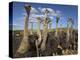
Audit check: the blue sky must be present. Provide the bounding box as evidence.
[9,2,78,30]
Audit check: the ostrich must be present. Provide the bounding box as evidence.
[15,5,31,57]
[62,17,74,55]
[55,15,60,37]
[67,17,73,47]
[36,17,42,45]
[36,17,42,56]
[40,9,49,52]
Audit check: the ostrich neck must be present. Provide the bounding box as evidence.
[41,19,48,50]
[24,16,29,37]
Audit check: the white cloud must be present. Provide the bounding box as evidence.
[13,23,24,27]
[49,16,54,20]
[30,14,44,18]
[30,7,39,14]
[39,8,55,15]
[12,23,24,30]
[38,7,62,16]
[29,14,44,22]
[56,10,62,16]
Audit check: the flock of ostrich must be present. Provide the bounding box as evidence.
[12,5,78,58]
